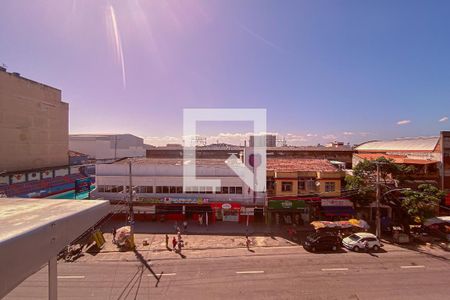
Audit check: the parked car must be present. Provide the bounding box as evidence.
[342,232,382,252]
[303,232,342,252]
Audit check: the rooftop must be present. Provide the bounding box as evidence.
[356,136,440,152]
[354,153,439,165]
[267,158,338,172]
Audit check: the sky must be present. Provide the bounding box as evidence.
[1,0,449,146]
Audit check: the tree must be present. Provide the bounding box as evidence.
[400,184,445,223]
[345,157,415,207]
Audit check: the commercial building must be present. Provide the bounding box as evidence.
[93,158,264,224]
[355,133,450,207]
[147,145,354,168]
[266,158,350,225]
[249,134,277,147]
[69,134,146,161]
[0,67,69,172]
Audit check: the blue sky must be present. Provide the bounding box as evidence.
[1,0,449,146]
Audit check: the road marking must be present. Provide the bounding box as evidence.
[57,275,85,279]
[321,268,349,271]
[236,271,265,274]
[400,265,425,269]
[149,273,176,276]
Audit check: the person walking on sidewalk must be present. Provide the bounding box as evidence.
[172,236,177,251]
[246,234,251,250]
[165,234,169,248]
[183,220,188,232]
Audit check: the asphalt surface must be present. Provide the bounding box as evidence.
[5,244,450,300]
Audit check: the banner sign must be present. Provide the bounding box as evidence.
[141,197,209,205]
[75,178,91,194]
[321,199,353,207]
[268,200,305,210]
[240,207,255,216]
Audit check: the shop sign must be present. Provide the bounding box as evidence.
[268,200,305,210]
[135,205,156,214]
[240,207,255,216]
[141,197,209,205]
[222,203,232,209]
[321,199,353,207]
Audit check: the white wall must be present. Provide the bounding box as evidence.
[93,162,259,204]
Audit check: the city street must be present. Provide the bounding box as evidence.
[5,241,450,300]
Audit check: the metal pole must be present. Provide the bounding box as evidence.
[376,163,381,238]
[48,256,57,300]
[128,160,135,247]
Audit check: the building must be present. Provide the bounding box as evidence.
[93,158,264,224]
[249,134,277,147]
[69,134,146,161]
[355,134,450,192]
[147,145,354,168]
[266,158,349,225]
[0,67,69,172]
[68,150,89,166]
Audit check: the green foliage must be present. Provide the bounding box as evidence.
[346,157,416,207]
[401,184,445,223]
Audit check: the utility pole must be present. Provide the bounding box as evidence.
[375,163,381,238]
[128,159,135,247]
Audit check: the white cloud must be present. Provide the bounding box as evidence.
[306,133,317,137]
[397,120,411,125]
[439,116,448,122]
[343,131,354,136]
[322,134,337,141]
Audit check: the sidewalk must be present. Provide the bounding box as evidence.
[100,219,314,236]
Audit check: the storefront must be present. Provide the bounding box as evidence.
[267,197,321,225]
[210,202,241,222]
[268,198,306,225]
[320,198,356,220]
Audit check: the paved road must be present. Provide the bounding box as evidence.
[5,244,450,300]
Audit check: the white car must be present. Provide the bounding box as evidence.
[342,232,382,252]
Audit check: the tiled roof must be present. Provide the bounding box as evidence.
[68,150,88,157]
[267,158,338,172]
[356,137,439,152]
[113,158,229,167]
[354,153,438,165]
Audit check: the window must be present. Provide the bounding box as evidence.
[281,181,293,192]
[325,182,336,192]
[156,186,163,193]
[170,186,176,193]
[98,185,123,193]
[235,186,243,194]
[298,181,305,190]
[138,186,153,193]
[229,186,236,194]
[176,186,183,193]
[222,186,229,194]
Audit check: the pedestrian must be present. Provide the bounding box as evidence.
[246,235,251,250]
[177,230,182,240]
[183,220,188,231]
[364,240,370,253]
[199,214,203,225]
[173,221,178,233]
[112,227,117,244]
[178,239,183,253]
[172,236,177,251]
[165,234,169,248]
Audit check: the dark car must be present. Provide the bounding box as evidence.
[303,232,342,252]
